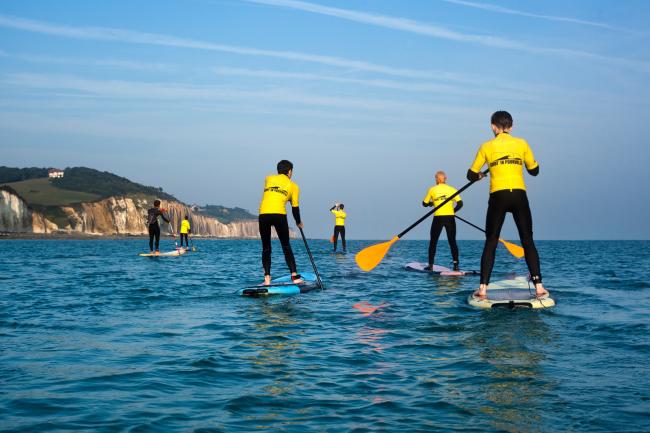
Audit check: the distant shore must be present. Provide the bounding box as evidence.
[0,232,261,240]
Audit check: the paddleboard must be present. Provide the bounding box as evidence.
[467,276,555,309]
[405,262,478,276]
[139,248,188,257]
[237,272,321,296]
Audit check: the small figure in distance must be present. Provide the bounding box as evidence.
[330,202,347,253]
[258,160,304,286]
[146,199,170,255]
[467,110,549,298]
[179,215,191,250]
[422,171,463,271]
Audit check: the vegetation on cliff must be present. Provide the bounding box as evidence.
[197,205,256,223]
[0,166,49,183]
[52,167,177,201]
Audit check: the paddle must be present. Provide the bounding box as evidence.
[299,227,324,289]
[355,162,500,272]
[189,235,197,252]
[454,215,524,259]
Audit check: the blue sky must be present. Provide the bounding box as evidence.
[1,0,649,239]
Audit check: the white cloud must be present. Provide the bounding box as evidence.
[0,14,465,81]
[440,0,636,34]
[246,0,650,72]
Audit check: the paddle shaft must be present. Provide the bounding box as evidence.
[397,166,491,238]
[299,227,324,289]
[454,215,486,233]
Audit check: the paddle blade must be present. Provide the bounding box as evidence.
[499,238,525,259]
[355,236,399,271]
[330,235,335,243]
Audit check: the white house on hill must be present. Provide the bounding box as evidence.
[48,168,64,178]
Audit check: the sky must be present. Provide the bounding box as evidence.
[1,0,649,240]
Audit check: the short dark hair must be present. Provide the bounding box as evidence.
[184,215,189,219]
[154,199,161,207]
[491,111,513,129]
[339,204,344,209]
[277,160,293,175]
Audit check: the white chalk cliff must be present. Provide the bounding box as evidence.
[0,190,260,237]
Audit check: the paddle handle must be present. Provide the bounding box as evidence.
[397,166,491,238]
[454,215,486,233]
[299,227,324,289]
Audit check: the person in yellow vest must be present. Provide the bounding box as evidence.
[467,110,548,298]
[258,160,304,286]
[330,203,347,253]
[422,171,463,271]
[179,215,191,249]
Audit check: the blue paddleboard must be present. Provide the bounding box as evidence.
[237,272,320,296]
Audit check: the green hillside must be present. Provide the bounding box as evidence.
[52,167,177,201]
[198,205,256,223]
[0,166,49,183]
[3,178,101,206]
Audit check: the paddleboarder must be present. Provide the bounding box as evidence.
[146,200,171,255]
[422,171,463,271]
[258,160,304,286]
[467,111,549,298]
[179,215,191,249]
[330,203,347,253]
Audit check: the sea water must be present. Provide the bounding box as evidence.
[1,239,649,432]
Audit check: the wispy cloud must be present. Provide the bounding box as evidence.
[0,14,465,81]
[440,0,635,33]
[246,0,650,72]
[3,51,174,72]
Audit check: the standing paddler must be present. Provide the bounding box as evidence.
[422,171,463,271]
[467,111,549,298]
[329,203,347,253]
[258,160,304,286]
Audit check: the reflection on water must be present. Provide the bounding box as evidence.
[464,311,557,432]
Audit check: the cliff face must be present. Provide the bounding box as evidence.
[0,192,260,237]
[0,189,32,232]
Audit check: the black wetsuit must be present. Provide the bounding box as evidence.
[478,189,541,285]
[428,216,458,267]
[333,226,346,251]
[423,200,462,268]
[146,207,169,251]
[180,233,189,247]
[258,207,301,276]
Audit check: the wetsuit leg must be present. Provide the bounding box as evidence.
[148,225,155,251]
[333,226,339,251]
[183,234,188,247]
[443,216,459,264]
[511,191,542,283]
[258,214,273,275]
[272,215,297,274]
[340,226,346,251]
[153,225,161,250]
[480,192,508,284]
[428,217,444,265]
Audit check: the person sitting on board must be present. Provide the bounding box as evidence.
[467,110,549,298]
[258,160,304,286]
[146,200,171,255]
[179,215,191,249]
[422,171,463,271]
[330,203,347,253]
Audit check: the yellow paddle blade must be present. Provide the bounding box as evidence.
[355,236,400,271]
[499,238,525,259]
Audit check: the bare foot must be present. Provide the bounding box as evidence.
[262,275,271,286]
[291,273,304,284]
[473,284,488,298]
[535,283,549,298]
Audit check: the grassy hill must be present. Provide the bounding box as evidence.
[2,178,101,206]
[197,205,256,223]
[52,167,177,201]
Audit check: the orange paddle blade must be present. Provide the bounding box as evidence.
[355,236,399,271]
[499,238,525,258]
[330,235,335,243]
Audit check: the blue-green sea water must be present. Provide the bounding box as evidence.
[1,239,649,432]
